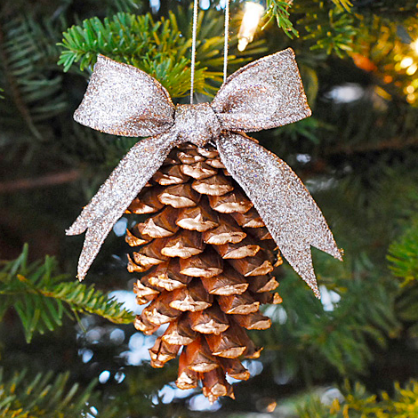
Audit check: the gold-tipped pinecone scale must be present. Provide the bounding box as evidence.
[126,143,282,402]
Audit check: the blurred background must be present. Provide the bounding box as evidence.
[1,0,418,416]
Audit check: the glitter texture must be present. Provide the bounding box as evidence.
[216,133,342,297]
[74,55,175,137]
[211,48,311,132]
[175,103,221,147]
[66,132,180,280]
[68,48,341,295]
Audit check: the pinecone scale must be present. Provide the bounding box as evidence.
[126,143,282,402]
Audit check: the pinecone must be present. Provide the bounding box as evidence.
[125,143,283,402]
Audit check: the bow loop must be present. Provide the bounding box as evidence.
[211,49,311,132]
[74,55,175,137]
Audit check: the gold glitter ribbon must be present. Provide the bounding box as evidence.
[67,48,342,297]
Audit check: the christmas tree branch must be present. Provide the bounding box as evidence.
[0,20,42,140]
[0,245,135,343]
[269,269,399,375]
[297,379,418,417]
[0,169,81,193]
[0,17,67,140]
[58,12,218,98]
[325,136,418,156]
[0,368,118,418]
[58,9,266,98]
[388,217,418,283]
[332,0,353,12]
[263,0,298,37]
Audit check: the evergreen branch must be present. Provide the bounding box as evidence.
[387,217,418,283]
[0,17,67,140]
[261,266,399,376]
[263,0,298,38]
[332,0,353,12]
[58,12,218,98]
[0,169,81,193]
[60,123,140,170]
[305,9,357,57]
[112,0,140,12]
[274,117,329,145]
[298,380,418,417]
[305,87,418,159]
[58,9,266,99]
[0,245,135,342]
[326,136,418,156]
[0,368,113,418]
[294,1,359,58]
[387,215,418,337]
[395,285,418,338]
[0,20,42,140]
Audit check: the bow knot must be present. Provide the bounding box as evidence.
[68,48,342,297]
[174,103,221,147]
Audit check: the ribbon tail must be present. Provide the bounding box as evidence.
[67,132,179,281]
[216,133,342,298]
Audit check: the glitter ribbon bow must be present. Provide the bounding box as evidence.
[67,48,342,297]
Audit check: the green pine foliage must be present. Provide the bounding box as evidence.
[388,216,418,284]
[58,9,266,97]
[0,368,111,418]
[58,12,208,97]
[0,245,134,343]
[263,0,298,37]
[0,17,67,142]
[332,0,352,12]
[295,1,358,57]
[298,380,418,418]
[387,214,418,339]
[255,254,400,384]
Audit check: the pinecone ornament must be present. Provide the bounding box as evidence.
[127,143,282,401]
[66,49,342,401]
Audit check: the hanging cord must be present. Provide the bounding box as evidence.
[190,0,199,104]
[190,0,230,102]
[223,0,230,83]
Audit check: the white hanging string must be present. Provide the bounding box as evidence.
[190,0,230,102]
[190,0,199,104]
[223,0,230,83]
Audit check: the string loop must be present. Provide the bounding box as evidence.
[223,0,229,83]
[190,0,199,104]
[190,0,230,102]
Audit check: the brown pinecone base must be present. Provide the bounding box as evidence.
[125,143,283,402]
